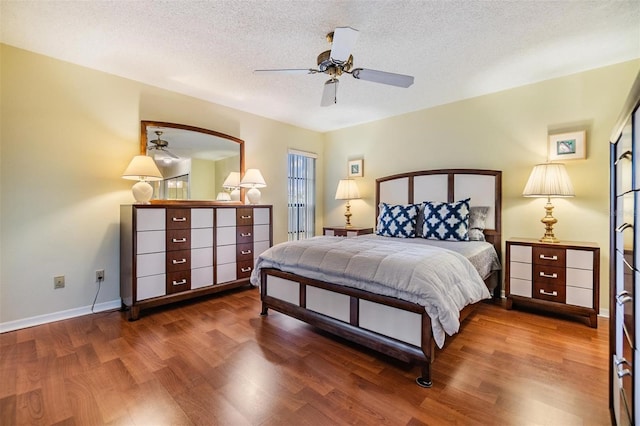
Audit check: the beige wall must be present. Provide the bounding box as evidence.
[0,44,324,325]
[324,60,640,312]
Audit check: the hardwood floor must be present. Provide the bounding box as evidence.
[1,287,611,425]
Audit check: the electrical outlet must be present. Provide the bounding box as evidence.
[96,269,105,282]
[54,275,65,289]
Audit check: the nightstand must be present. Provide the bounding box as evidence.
[323,226,373,237]
[506,238,600,327]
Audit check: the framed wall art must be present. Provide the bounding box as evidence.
[348,159,363,177]
[548,130,586,161]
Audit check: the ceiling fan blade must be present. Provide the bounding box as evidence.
[163,148,180,159]
[320,79,339,107]
[351,68,414,88]
[330,27,359,63]
[254,68,318,75]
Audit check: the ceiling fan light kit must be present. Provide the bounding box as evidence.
[255,26,414,106]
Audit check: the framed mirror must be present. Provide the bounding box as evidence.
[140,121,244,202]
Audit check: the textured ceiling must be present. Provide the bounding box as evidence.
[2,1,639,132]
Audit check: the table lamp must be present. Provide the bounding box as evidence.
[223,171,241,201]
[122,155,163,204]
[522,163,574,243]
[240,169,267,204]
[335,179,361,227]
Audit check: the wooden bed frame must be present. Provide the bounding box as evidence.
[259,169,502,387]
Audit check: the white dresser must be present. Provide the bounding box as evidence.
[120,203,272,320]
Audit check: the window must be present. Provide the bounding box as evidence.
[288,150,317,240]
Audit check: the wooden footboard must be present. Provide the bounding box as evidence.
[260,268,437,387]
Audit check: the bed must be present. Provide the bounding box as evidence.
[251,169,502,387]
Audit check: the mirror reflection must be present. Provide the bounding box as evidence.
[140,121,244,201]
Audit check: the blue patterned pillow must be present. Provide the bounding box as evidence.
[421,198,470,241]
[376,203,420,238]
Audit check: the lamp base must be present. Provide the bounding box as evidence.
[344,200,352,227]
[247,187,261,204]
[132,181,153,204]
[539,199,560,243]
[230,188,240,201]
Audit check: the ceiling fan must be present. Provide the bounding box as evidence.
[254,27,414,106]
[147,131,179,161]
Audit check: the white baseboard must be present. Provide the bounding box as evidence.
[0,299,122,333]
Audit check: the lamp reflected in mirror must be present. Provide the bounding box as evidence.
[223,171,241,201]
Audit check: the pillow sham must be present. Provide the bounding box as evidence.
[376,203,420,238]
[421,198,470,241]
[468,206,489,241]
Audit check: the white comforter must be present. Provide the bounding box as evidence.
[250,236,491,347]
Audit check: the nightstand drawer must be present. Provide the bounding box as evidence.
[566,286,592,307]
[534,281,566,303]
[510,278,532,297]
[533,264,565,285]
[510,261,531,280]
[533,246,565,266]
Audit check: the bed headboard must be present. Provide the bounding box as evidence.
[375,169,502,256]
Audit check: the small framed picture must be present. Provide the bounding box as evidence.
[548,131,586,161]
[348,159,363,177]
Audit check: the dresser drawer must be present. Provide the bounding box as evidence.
[254,224,270,242]
[191,266,213,289]
[253,207,271,225]
[167,229,190,251]
[533,246,565,266]
[237,260,254,279]
[533,264,566,285]
[137,230,166,254]
[236,208,254,226]
[237,243,254,262]
[166,270,190,294]
[237,225,253,244]
[533,281,566,303]
[166,208,191,229]
[137,252,165,277]
[136,274,166,301]
[166,249,191,273]
[136,208,165,231]
[191,227,213,249]
[191,247,213,269]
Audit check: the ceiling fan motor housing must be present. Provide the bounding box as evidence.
[317,50,353,76]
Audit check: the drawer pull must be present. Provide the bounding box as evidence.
[241,267,252,272]
[615,357,630,367]
[617,295,633,305]
[172,217,187,222]
[539,289,558,297]
[172,259,187,264]
[241,215,252,219]
[617,369,632,379]
[539,272,558,279]
[539,254,558,261]
[616,223,633,233]
[172,279,187,286]
[241,232,252,237]
[241,250,252,255]
[615,150,632,164]
[172,238,187,243]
